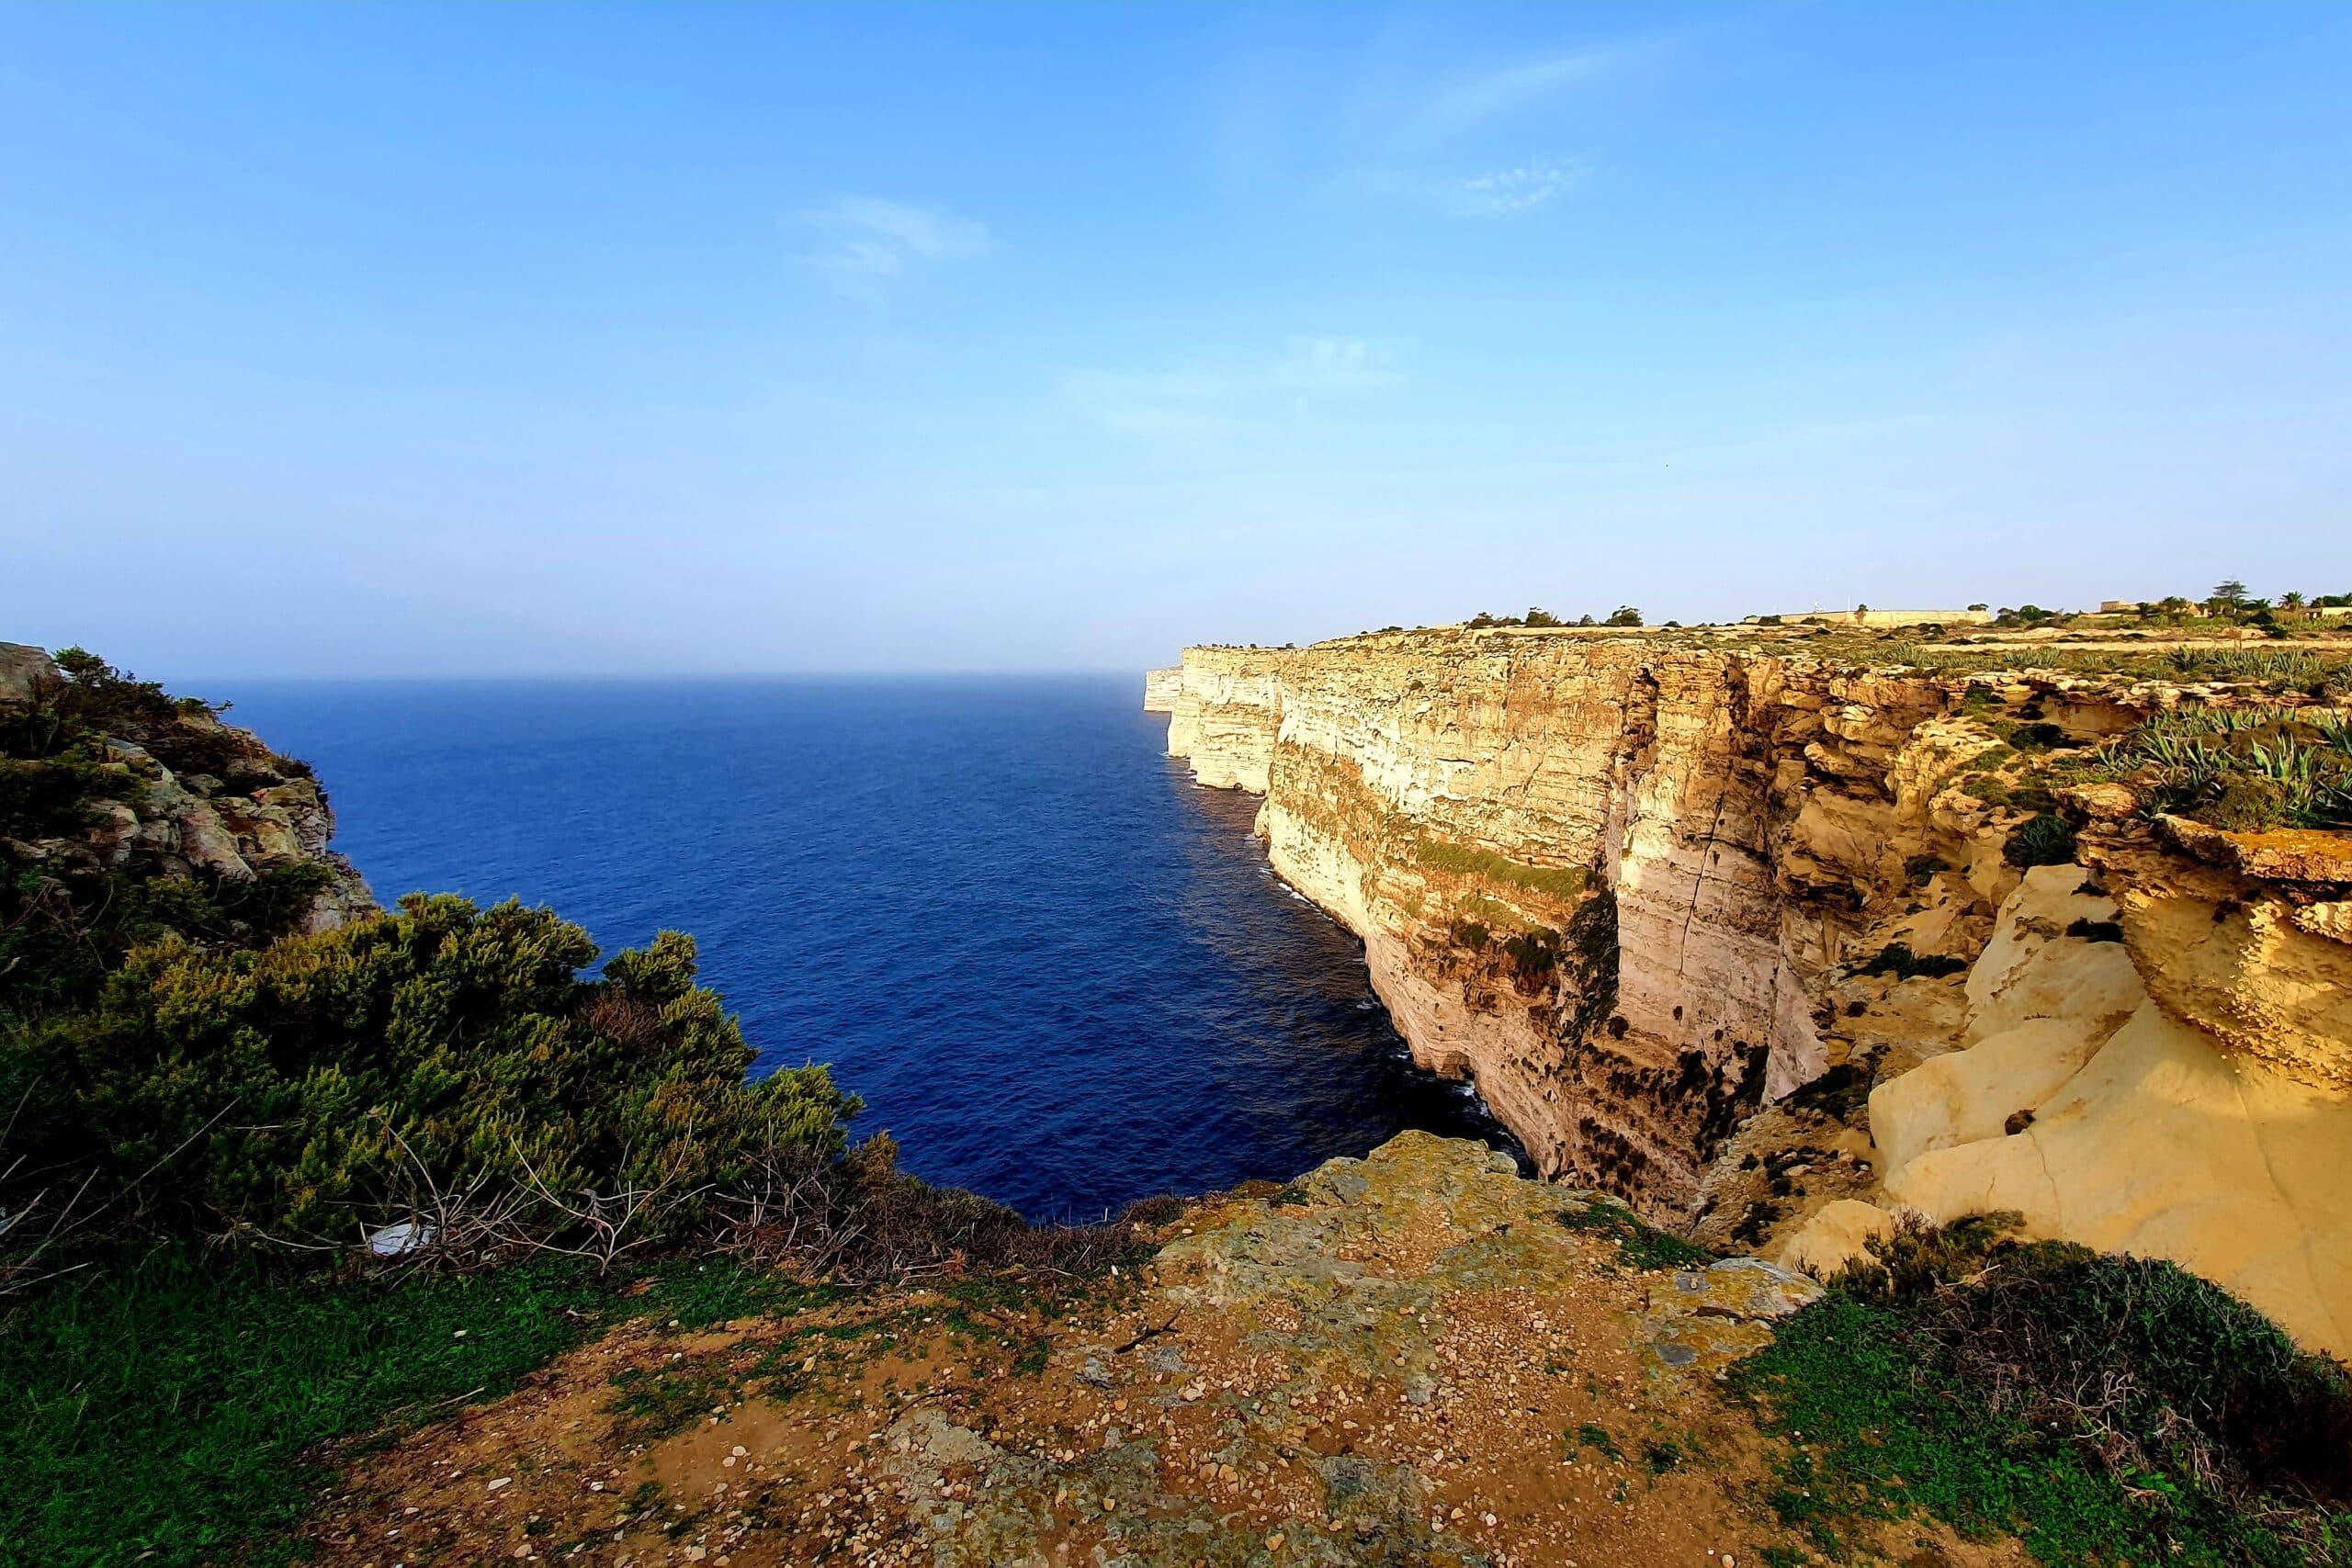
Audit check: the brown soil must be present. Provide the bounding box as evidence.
[304,1147,2022,1568]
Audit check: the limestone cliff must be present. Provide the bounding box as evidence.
[1149,626,2352,1357]
[1153,631,2013,1208]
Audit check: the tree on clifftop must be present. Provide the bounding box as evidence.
[1604,605,1644,627]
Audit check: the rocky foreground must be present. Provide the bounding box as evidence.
[305,1134,2007,1568]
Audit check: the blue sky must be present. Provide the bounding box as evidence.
[3,4,2347,676]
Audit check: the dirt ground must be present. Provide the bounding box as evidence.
[305,1135,2023,1568]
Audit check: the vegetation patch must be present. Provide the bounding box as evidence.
[2004,811,2079,868]
[1781,1062,1875,1122]
[1560,886,1621,1043]
[2084,707,2352,830]
[1733,1215,2352,1566]
[0,650,337,1018]
[1854,942,1971,980]
[1569,1421,1623,1462]
[1555,1197,1716,1272]
[1410,835,1589,902]
[0,1248,624,1567]
[1883,642,2352,690]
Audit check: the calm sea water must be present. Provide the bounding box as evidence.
[209,676,1516,1218]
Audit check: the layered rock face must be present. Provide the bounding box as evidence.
[1155,632,1972,1210]
[1151,627,2352,1356]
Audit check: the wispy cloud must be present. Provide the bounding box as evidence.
[1337,158,1589,219]
[798,197,990,299]
[1327,33,1648,218]
[1273,336,1403,394]
[1062,338,1403,435]
[1405,48,1623,145]
[1444,159,1589,217]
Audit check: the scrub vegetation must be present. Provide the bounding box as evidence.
[2085,706,2352,829]
[1736,1215,2352,1566]
[1410,833,1590,901]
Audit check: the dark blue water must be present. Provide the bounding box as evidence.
[208,676,1514,1218]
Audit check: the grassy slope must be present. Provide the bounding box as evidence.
[0,1252,822,1567]
[1734,1297,2351,1567]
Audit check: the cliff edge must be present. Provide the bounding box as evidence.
[1148,625,2352,1358]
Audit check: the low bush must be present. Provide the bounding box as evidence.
[2004,811,2078,868]
[2086,707,2352,829]
[1736,1213,2352,1564]
[3,895,852,1266]
[1833,1216,2352,1507]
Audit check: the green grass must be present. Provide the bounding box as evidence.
[0,1250,820,1568]
[1409,835,1589,901]
[1732,1296,2352,1566]
[1555,1197,1716,1272]
[1876,642,2352,687]
[1570,1421,1623,1461]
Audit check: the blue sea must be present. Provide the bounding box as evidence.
[209,676,1516,1219]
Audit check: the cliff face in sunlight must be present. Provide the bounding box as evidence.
[1149,626,2352,1357]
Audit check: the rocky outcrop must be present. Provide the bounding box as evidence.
[1149,626,2352,1356]
[0,642,376,938]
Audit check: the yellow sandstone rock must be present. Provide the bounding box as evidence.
[1777,1199,1897,1280]
[1877,864,2352,1356]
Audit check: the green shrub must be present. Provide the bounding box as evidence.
[2085,707,2352,829]
[2005,812,2078,868]
[3,895,851,1251]
[1746,1218,2352,1565]
[1814,1214,2352,1547]
[1555,1197,1714,1272]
